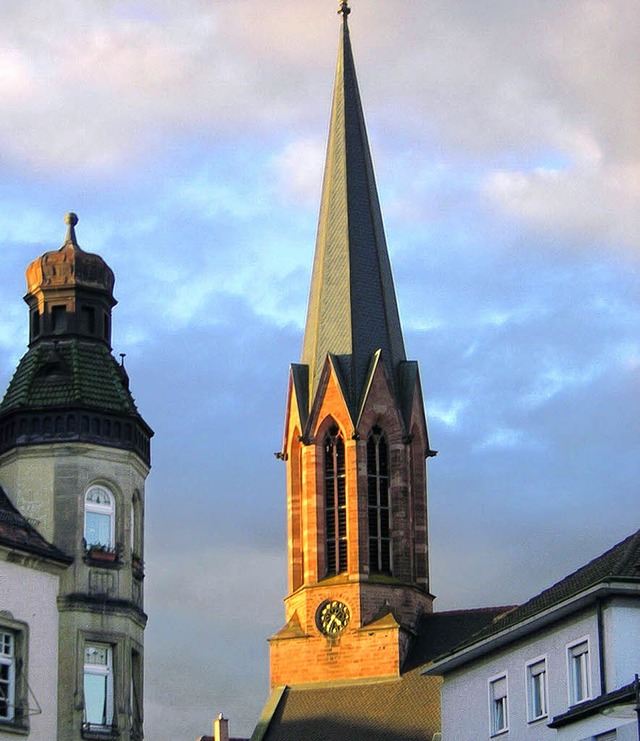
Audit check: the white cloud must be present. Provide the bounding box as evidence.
[271,137,325,206]
[484,161,640,252]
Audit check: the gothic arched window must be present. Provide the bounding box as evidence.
[84,485,115,549]
[367,426,391,574]
[324,424,347,576]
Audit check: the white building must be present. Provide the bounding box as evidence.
[426,529,640,741]
[0,487,71,740]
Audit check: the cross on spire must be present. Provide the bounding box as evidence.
[338,1,350,18]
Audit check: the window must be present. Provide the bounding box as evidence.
[31,311,40,339]
[80,306,96,335]
[526,657,548,721]
[568,639,590,705]
[131,492,142,560]
[0,632,15,722]
[0,624,27,729]
[84,486,115,549]
[83,643,114,730]
[489,674,508,735]
[130,650,142,739]
[367,426,391,574]
[51,305,67,333]
[324,424,347,575]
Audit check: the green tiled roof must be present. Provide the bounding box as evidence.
[1,339,139,415]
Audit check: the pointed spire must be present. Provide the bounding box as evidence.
[63,211,80,248]
[301,5,406,414]
[337,1,350,18]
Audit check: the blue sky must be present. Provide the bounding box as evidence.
[0,1,638,738]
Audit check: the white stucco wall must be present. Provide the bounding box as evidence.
[603,598,640,690]
[439,603,640,741]
[0,557,60,741]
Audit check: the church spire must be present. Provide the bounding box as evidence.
[301,3,406,416]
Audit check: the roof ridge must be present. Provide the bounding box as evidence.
[432,606,517,617]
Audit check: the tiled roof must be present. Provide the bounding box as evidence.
[548,680,638,728]
[300,9,407,420]
[0,487,72,563]
[256,669,441,741]
[1,338,139,414]
[440,529,640,657]
[403,607,515,671]
[253,607,507,741]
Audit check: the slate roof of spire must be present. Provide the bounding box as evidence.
[0,486,72,563]
[300,6,406,414]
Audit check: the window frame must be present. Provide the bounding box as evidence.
[567,636,591,706]
[323,424,347,576]
[525,655,548,722]
[488,672,509,737]
[0,618,28,731]
[84,485,116,550]
[367,425,392,575]
[82,642,114,732]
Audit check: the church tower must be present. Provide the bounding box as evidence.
[0,213,152,739]
[269,3,435,687]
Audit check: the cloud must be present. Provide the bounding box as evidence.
[484,161,640,252]
[271,137,325,206]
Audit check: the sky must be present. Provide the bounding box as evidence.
[0,0,638,738]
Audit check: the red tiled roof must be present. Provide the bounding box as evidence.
[0,487,71,563]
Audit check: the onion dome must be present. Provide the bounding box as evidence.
[0,213,152,464]
[26,212,115,297]
[24,213,117,348]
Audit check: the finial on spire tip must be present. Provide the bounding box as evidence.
[338,1,350,17]
[63,212,79,246]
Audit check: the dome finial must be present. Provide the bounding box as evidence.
[64,212,79,247]
[338,1,350,18]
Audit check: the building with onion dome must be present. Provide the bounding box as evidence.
[0,213,152,740]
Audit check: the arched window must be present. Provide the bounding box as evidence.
[84,486,115,549]
[324,424,347,576]
[130,492,142,559]
[367,426,391,574]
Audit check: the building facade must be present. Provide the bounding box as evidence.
[0,213,152,740]
[426,530,640,741]
[0,487,71,740]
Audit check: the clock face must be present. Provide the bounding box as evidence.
[316,600,350,636]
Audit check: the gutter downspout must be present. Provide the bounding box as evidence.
[596,597,606,696]
[634,674,640,741]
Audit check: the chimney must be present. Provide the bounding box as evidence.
[214,713,229,741]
